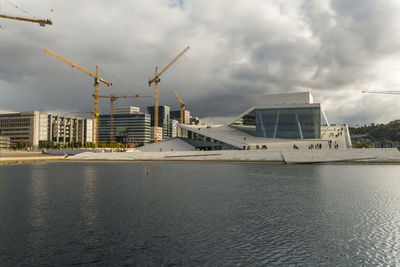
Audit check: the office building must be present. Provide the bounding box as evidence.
[170,110,190,125]
[151,127,163,142]
[147,105,171,139]
[99,106,151,144]
[0,111,93,149]
[0,111,43,148]
[48,115,93,145]
[0,135,11,150]
[114,106,140,114]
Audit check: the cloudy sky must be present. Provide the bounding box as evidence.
[1,0,400,126]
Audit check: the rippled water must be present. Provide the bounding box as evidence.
[1,162,400,265]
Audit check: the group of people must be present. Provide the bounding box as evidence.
[328,140,339,149]
[328,127,344,139]
[308,143,323,149]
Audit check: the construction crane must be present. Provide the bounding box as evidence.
[148,46,190,141]
[174,90,186,124]
[44,48,113,148]
[98,94,152,143]
[362,90,400,95]
[0,13,52,26]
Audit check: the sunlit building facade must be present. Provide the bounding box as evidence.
[99,109,151,145]
[0,111,92,148]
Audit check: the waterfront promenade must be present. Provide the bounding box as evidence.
[68,148,400,164]
[2,148,400,165]
[0,151,65,165]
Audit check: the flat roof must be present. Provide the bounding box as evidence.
[255,92,314,105]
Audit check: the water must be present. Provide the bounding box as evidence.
[1,162,400,265]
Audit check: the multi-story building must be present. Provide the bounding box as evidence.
[170,110,190,125]
[0,111,93,149]
[170,120,178,138]
[0,111,42,148]
[98,106,151,145]
[151,127,163,141]
[48,115,93,145]
[114,106,140,114]
[147,105,170,139]
[0,135,11,150]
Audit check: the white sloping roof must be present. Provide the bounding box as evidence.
[137,138,196,152]
[179,124,294,149]
[179,124,350,149]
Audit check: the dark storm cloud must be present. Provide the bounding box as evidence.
[1,0,400,125]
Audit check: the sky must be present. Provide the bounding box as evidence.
[1,0,400,126]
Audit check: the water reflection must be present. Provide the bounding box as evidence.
[79,165,102,254]
[80,165,98,225]
[27,166,49,254]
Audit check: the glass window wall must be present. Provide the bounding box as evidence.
[230,107,320,139]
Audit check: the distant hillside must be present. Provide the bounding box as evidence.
[349,120,400,148]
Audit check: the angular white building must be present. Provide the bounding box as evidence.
[177,92,352,150]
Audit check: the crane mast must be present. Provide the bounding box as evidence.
[44,48,113,148]
[148,46,190,141]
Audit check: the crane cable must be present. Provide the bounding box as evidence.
[3,0,37,19]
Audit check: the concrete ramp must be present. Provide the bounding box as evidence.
[68,148,400,163]
[281,148,400,164]
[137,138,196,152]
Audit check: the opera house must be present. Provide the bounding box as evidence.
[176,92,352,150]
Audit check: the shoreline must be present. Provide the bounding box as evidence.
[0,152,66,165]
[1,148,400,165]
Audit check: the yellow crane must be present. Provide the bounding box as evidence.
[148,46,190,141]
[362,90,400,95]
[98,94,152,143]
[174,90,186,124]
[0,13,52,26]
[44,48,113,148]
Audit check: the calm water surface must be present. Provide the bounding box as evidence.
[1,162,400,265]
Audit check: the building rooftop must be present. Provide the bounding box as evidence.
[255,91,313,106]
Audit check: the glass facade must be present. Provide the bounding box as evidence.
[147,106,171,139]
[99,113,151,144]
[230,107,321,139]
[180,131,237,150]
